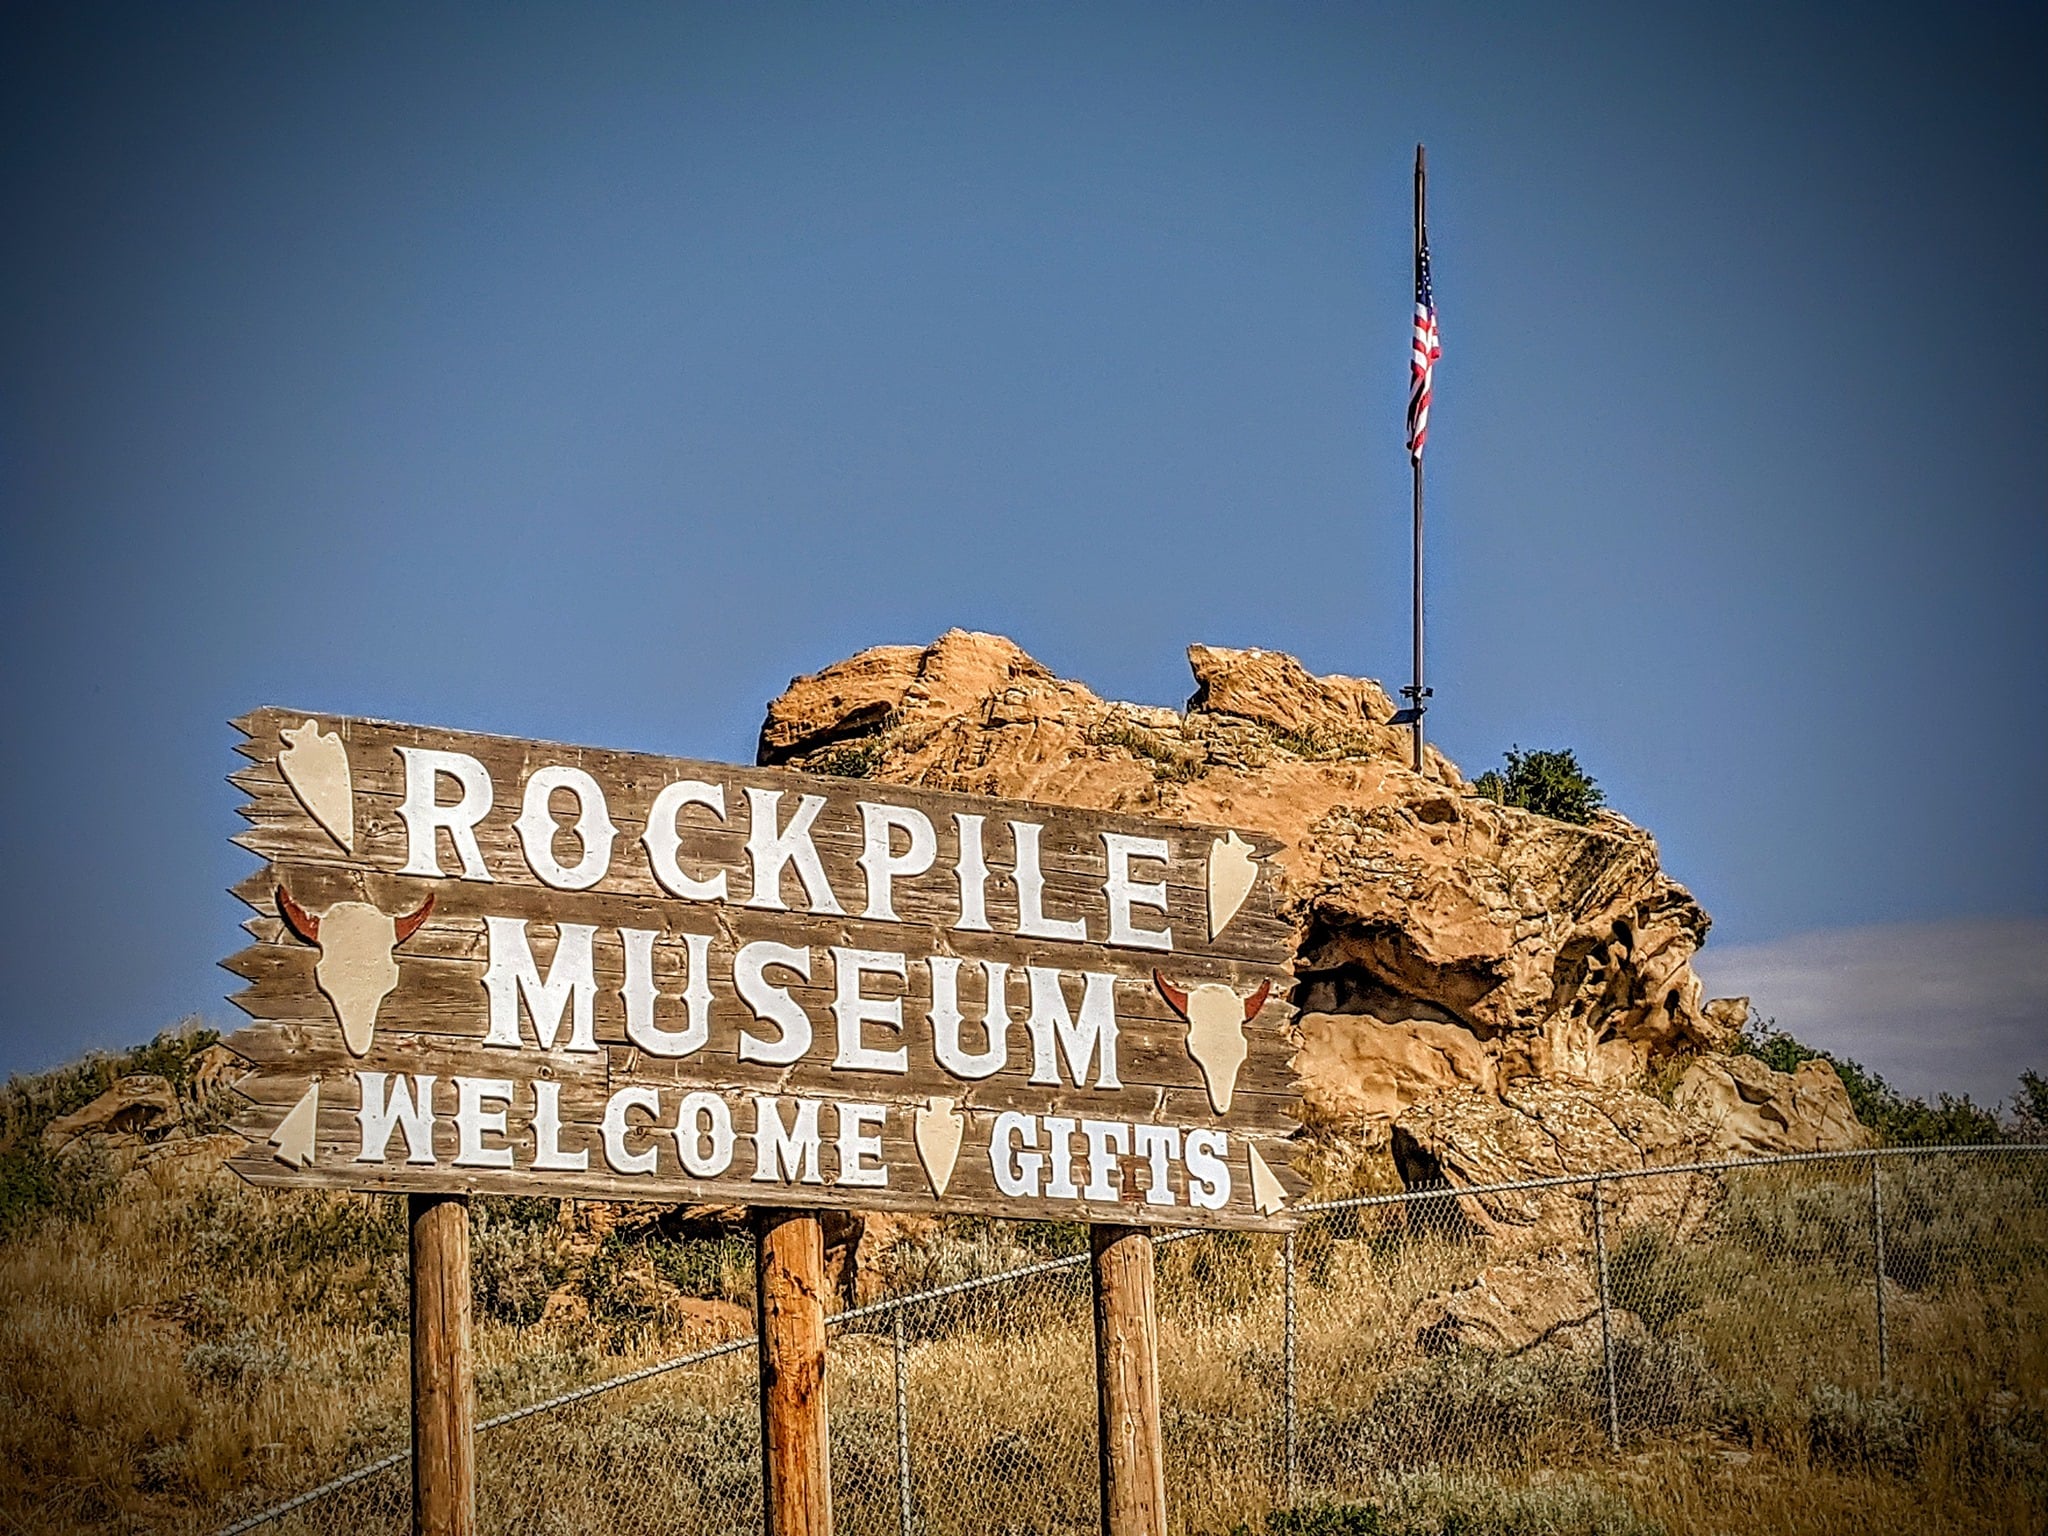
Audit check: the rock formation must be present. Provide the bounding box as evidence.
[1674,1049,1868,1158]
[758,630,1866,1211]
[41,1074,181,1152]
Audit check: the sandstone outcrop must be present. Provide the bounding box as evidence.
[1674,1051,1868,1158]
[1391,1080,1721,1248]
[757,631,1867,1239]
[41,1074,181,1152]
[762,631,1730,1091]
[1405,1258,1606,1356]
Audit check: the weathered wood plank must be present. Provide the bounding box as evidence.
[235,705,1288,858]
[228,795,1292,964]
[222,707,1305,1232]
[219,950,1304,1112]
[223,1071,1304,1229]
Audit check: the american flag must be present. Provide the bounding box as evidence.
[1406,231,1441,461]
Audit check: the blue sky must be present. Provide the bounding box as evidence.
[2,3,2042,1098]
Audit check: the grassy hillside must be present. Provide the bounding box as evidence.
[1,1026,2044,1535]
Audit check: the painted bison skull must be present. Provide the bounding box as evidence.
[276,886,433,1056]
[1154,972,1272,1116]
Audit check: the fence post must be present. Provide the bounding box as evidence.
[1282,1228,1298,1506]
[1870,1156,1890,1389]
[894,1308,913,1536]
[1590,1178,1620,1452]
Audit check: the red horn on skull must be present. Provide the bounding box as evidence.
[275,885,320,944]
[393,892,436,944]
[1153,971,1189,1018]
[1242,979,1272,1021]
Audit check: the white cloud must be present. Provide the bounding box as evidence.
[1693,918,2048,1108]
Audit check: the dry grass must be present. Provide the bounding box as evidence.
[1,1146,2042,1535]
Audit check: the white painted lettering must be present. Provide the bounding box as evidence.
[623,928,713,1057]
[953,813,992,932]
[1080,1119,1130,1200]
[642,780,730,902]
[482,917,599,1052]
[1012,821,1086,941]
[453,1076,515,1168]
[1042,1114,1079,1199]
[831,947,909,1073]
[752,1096,824,1184]
[671,1090,736,1178]
[531,1079,588,1171]
[836,1102,888,1188]
[734,940,813,1066]
[1132,1124,1181,1205]
[397,748,494,881]
[1185,1128,1230,1211]
[602,1086,662,1175]
[354,1071,437,1165]
[928,956,1010,1080]
[514,764,617,890]
[743,788,842,913]
[1024,968,1122,1088]
[858,802,936,921]
[1102,833,1172,951]
[991,1111,1043,1198]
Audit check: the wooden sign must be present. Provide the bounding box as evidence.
[224,708,1302,1229]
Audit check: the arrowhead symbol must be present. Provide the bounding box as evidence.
[269,1082,320,1168]
[279,719,355,851]
[1207,831,1258,939]
[1248,1143,1288,1215]
[913,1097,965,1198]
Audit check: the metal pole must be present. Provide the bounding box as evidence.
[1871,1157,1890,1389]
[1282,1229,1298,1504]
[1409,143,1427,775]
[1590,1179,1620,1451]
[888,1310,913,1536]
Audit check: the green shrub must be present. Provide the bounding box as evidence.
[805,734,889,779]
[648,1229,755,1304]
[1606,1224,1706,1336]
[0,1019,226,1236]
[1734,1014,2010,1146]
[1473,748,1605,825]
[472,1199,572,1326]
[2013,1069,2048,1142]
[1804,1384,1929,1474]
[1090,716,1208,782]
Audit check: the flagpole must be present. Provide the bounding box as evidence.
[1407,143,1428,774]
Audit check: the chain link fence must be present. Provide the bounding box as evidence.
[211,1145,2048,1535]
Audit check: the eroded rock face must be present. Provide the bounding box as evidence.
[1674,1053,1869,1158]
[1294,1014,1497,1123]
[1392,1080,1719,1248]
[41,1075,181,1152]
[762,632,1728,1093]
[1405,1258,1605,1356]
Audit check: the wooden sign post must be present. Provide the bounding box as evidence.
[409,1193,475,1536]
[1093,1225,1166,1536]
[218,708,1302,1536]
[756,1209,832,1535]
